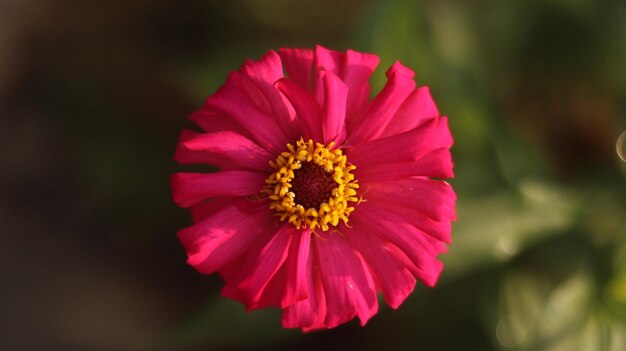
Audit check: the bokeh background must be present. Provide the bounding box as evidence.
[2,0,626,350]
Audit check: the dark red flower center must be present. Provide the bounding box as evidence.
[290,162,337,209]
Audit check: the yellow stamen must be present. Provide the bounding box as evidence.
[264,138,360,231]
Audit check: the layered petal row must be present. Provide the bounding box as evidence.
[172,45,456,331]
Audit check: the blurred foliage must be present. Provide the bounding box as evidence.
[172,0,626,350]
[2,0,625,350]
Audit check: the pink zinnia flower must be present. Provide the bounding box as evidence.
[171,46,456,331]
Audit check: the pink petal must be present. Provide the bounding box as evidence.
[321,71,348,144]
[311,69,326,110]
[189,109,250,137]
[171,171,265,208]
[235,224,292,308]
[275,78,323,142]
[281,242,327,331]
[386,243,444,288]
[175,130,273,171]
[220,223,291,310]
[206,72,287,154]
[189,197,233,222]
[365,177,457,222]
[314,45,344,75]
[231,67,273,115]
[351,202,447,287]
[218,230,274,305]
[355,148,454,183]
[173,130,215,165]
[252,263,288,309]
[253,83,300,144]
[241,51,300,143]
[219,227,310,311]
[347,61,416,145]
[361,198,452,244]
[381,86,440,138]
[349,117,453,173]
[281,228,311,308]
[312,46,344,107]
[278,48,314,90]
[241,50,283,85]
[410,147,454,178]
[178,200,279,274]
[344,223,416,309]
[342,49,379,124]
[315,233,378,328]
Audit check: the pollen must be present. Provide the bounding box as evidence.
[265,138,360,231]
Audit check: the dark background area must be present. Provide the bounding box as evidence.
[1,0,625,350]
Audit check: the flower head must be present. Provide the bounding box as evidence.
[171,46,456,331]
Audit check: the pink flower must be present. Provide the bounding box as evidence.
[171,46,456,331]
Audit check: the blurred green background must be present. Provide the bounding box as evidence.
[1,0,625,350]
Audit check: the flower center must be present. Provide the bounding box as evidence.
[290,162,336,210]
[265,138,360,231]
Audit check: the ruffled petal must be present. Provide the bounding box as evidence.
[253,263,288,309]
[351,202,448,287]
[241,50,283,85]
[189,109,250,137]
[282,228,311,308]
[349,117,453,178]
[355,148,454,183]
[254,85,300,144]
[238,224,292,306]
[281,242,327,331]
[220,223,291,309]
[365,177,457,222]
[347,61,416,145]
[380,86,440,138]
[241,51,300,143]
[189,197,233,222]
[311,69,326,109]
[408,147,454,178]
[173,130,216,165]
[321,71,348,144]
[362,198,452,243]
[206,72,287,153]
[344,222,416,309]
[278,48,314,90]
[315,233,378,328]
[171,171,265,208]
[385,243,443,289]
[275,78,323,142]
[312,46,344,108]
[231,66,273,115]
[314,45,344,76]
[178,200,278,274]
[220,227,311,311]
[342,49,379,124]
[174,130,273,171]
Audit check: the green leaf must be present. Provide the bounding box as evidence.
[443,180,577,279]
